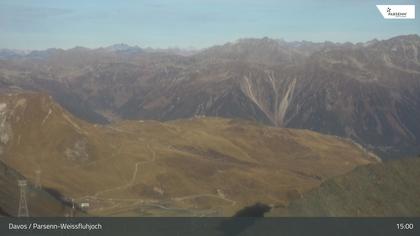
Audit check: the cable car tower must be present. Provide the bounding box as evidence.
[17,180,29,217]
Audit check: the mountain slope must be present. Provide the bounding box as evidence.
[268,157,420,217]
[0,92,377,216]
[0,159,83,217]
[1,35,419,158]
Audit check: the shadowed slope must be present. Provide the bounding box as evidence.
[269,157,420,216]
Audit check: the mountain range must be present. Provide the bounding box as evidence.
[1,35,419,158]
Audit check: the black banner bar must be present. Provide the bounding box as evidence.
[1,217,418,236]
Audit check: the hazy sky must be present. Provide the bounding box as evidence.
[0,0,419,49]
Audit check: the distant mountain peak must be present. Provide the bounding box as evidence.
[0,49,31,59]
[104,43,141,52]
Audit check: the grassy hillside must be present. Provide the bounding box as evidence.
[0,92,378,216]
[269,157,420,216]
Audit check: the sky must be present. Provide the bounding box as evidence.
[0,0,419,50]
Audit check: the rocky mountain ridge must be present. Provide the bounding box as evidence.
[1,35,419,158]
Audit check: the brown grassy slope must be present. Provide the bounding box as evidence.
[268,157,420,216]
[0,92,378,216]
